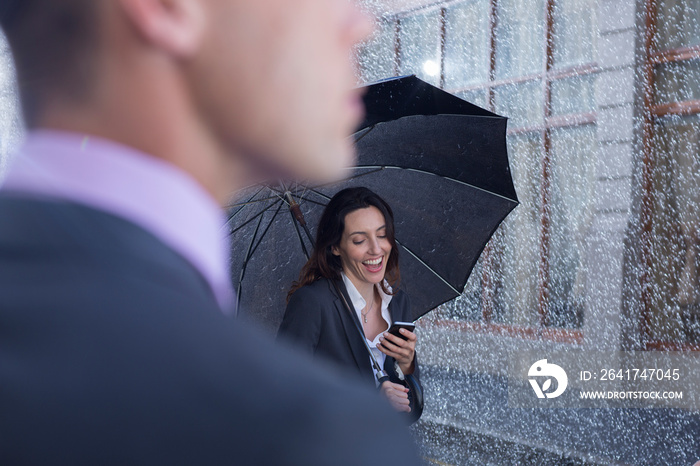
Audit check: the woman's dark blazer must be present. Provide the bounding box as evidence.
[278,278,420,388]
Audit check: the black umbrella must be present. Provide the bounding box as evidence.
[227,75,518,334]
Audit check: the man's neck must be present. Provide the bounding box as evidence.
[36,55,248,207]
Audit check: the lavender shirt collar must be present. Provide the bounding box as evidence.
[2,130,235,313]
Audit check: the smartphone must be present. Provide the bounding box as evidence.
[386,321,416,341]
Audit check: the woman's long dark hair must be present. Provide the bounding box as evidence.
[288,187,400,300]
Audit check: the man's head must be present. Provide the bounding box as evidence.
[0,0,372,192]
[0,0,98,126]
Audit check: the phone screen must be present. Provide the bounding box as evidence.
[387,322,415,340]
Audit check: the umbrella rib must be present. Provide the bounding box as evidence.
[298,197,328,208]
[352,125,375,144]
[236,201,271,310]
[354,165,519,204]
[338,167,387,183]
[228,194,286,209]
[307,188,332,202]
[303,166,517,205]
[289,206,311,260]
[226,186,267,222]
[248,200,285,259]
[308,167,386,191]
[281,167,386,207]
[227,201,279,237]
[395,239,461,295]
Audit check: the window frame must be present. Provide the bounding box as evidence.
[640,0,700,351]
[371,0,600,343]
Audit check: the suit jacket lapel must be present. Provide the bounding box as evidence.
[329,279,374,383]
[388,298,402,324]
[382,299,398,376]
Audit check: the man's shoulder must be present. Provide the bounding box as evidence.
[171,318,422,464]
[226,323,421,464]
[0,195,195,269]
[0,194,216,306]
[0,287,419,464]
[0,194,160,244]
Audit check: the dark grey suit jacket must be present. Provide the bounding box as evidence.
[278,278,420,389]
[0,195,420,465]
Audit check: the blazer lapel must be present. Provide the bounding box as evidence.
[329,279,374,383]
[389,298,402,324]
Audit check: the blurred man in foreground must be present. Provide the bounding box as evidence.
[0,1,421,464]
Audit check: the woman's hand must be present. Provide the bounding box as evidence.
[380,381,411,413]
[377,329,416,375]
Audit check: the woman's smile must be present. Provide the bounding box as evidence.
[362,256,384,273]
[333,206,393,289]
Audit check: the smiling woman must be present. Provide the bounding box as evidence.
[287,187,401,298]
[279,187,422,421]
[331,206,392,306]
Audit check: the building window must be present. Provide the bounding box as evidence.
[642,0,700,349]
[356,19,397,84]
[398,8,443,86]
[357,0,598,340]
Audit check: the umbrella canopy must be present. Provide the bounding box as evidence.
[228,75,518,334]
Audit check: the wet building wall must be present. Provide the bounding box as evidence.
[0,34,21,175]
[358,0,700,464]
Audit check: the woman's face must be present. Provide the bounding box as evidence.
[332,206,392,289]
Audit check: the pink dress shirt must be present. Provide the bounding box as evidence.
[1,130,234,312]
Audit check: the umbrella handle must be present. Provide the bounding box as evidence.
[290,203,306,226]
[284,192,307,226]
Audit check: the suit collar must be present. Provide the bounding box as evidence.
[389,296,402,323]
[327,279,375,383]
[3,131,233,312]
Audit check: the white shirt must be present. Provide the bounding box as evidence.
[341,273,393,382]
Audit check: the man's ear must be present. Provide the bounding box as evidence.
[117,0,205,57]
